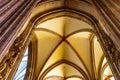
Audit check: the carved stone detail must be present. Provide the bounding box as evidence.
[0,26,31,79]
[95,23,120,79]
[101,29,120,60]
[0,41,19,79]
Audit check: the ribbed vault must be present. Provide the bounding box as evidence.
[0,0,119,80]
[13,0,115,80]
[30,16,114,80]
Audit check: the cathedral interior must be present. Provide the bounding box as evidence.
[0,0,120,80]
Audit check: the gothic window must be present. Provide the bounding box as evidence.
[13,48,28,80]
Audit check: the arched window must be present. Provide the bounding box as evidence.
[14,48,28,80]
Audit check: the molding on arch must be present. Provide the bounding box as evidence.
[38,59,89,80]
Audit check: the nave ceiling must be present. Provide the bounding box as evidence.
[12,0,115,80]
[30,16,113,80]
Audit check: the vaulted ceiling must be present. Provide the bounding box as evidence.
[32,16,113,80]
[15,0,114,80]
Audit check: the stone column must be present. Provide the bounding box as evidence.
[92,0,120,52]
[0,15,35,79]
[0,0,39,62]
[92,0,120,79]
[93,16,120,80]
[0,0,40,79]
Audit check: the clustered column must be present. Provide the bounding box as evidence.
[92,0,120,80]
[0,0,39,79]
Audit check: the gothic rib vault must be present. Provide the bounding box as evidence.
[31,16,113,80]
[0,0,120,80]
